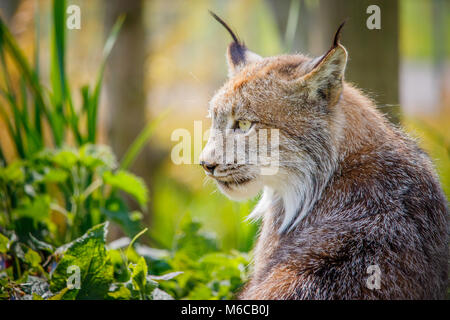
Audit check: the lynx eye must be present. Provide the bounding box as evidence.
[235,120,252,133]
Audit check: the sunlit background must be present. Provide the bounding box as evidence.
[1,0,449,254]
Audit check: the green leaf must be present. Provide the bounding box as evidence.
[107,284,131,300]
[103,170,149,208]
[173,215,218,259]
[42,168,68,183]
[32,293,44,300]
[0,161,25,183]
[79,144,117,170]
[15,195,50,221]
[48,287,69,300]
[0,233,9,253]
[186,284,214,300]
[127,256,159,300]
[51,149,78,169]
[49,223,114,300]
[102,197,142,237]
[148,271,183,281]
[151,288,174,300]
[129,256,148,294]
[24,248,41,267]
[29,233,54,253]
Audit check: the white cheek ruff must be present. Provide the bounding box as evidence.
[246,186,275,221]
[246,155,336,234]
[217,177,262,201]
[280,171,318,233]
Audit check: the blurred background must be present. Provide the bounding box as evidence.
[1,0,449,253]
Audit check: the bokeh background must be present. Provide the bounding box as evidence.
[1,0,449,254]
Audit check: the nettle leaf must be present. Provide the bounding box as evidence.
[48,288,70,300]
[79,144,117,170]
[103,170,148,208]
[129,256,148,293]
[187,283,214,300]
[0,233,9,253]
[127,257,158,299]
[15,195,51,221]
[0,161,25,184]
[173,215,218,259]
[29,234,54,253]
[49,223,114,300]
[148,271,183,281]
[107,283,131,300]
[24,248,42,267]
[40,168,68,183]
[152,288,174,300]
[136,244,172,275]
[102,196,142,237]
[51,149,78,169]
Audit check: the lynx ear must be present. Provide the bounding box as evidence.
[210,11,262,77]
[226,45,261,77]
[304,22,348,105]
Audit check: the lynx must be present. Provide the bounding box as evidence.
[199,13,449,299]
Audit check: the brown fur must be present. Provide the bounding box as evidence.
[201,14,449,300]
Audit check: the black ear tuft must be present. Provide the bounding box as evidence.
[209,10,247,66]
[209,11,240,44]
[332,20,347,48]
[312,20,347,69]
[228,42,246,67]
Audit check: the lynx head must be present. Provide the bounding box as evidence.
[199,12,348,233]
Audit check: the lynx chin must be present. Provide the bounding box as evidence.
[199,12,449,299]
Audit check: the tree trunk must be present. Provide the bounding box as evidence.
[316,0,400,123]
[267,0,312,53]
[104,0,154,233]
[0,0,20,22]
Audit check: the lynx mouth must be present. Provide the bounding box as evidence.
[215,176,252,187]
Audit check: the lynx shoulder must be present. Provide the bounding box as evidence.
[199,13,449,299]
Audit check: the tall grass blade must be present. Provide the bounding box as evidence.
[0,17,59,146]
[50,0,66,107]
[0,142,6,166]
[120,109,170,170]
[34,3,43,142]
[87,15,125,143]
[284,0,300,52]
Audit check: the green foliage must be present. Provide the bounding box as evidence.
[0,0,123,161]
[0,144,145,244]
[150,175,259,252]
[151,214,250,300]
[0,0,246,301]
[0,215,249,300]
[0,0,144,243]
[103,170,148,209]
[0,222,176,300]
[120,109,170,171]
[49,223,114,299]
[400,0,450,59]
[0,233,9,253]
[404,117,450,200]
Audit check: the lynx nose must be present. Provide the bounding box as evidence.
[200,161,217,175]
